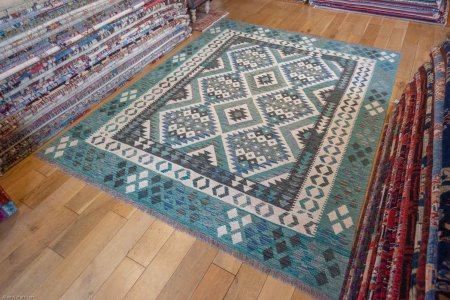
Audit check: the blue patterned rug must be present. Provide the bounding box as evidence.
[39,19,400,299]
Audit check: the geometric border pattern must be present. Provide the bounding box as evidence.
[88,29,375,237]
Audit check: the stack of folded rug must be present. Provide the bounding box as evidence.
[342,40,450,299]
[310,0,448,24]
[0,0,191,174]
[0,186,16,221]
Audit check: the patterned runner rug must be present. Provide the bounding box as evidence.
[193,10,229,32]
[39,19,400,299]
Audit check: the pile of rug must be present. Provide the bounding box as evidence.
[342,40,450,299]
[310,0,448,24]
[0,0,191,174]
[40,19,400,299]
[0,186,16,222]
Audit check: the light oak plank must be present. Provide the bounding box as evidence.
[21,170,70,208]
[61,210,153,300]
[127,220,175,267]
[386,25,408,51]
[35,162,57,177]
[92,257,145,300]
[34,211,126,299]
[50,193,117,257]
[191,264,235,300]
[0,178,85,263]
[373,19,396,49]
[157,240,218,300]
[291,288,315,300]
[258,276,295,300]
[0,156,45,187]
[0,201,31,244]
[124,231,195,300]
[64,185,102,214]
[359,19,381,46]
[213,251,242,275]
[112,201,137,219]
[412,24,435,72]
[4,248,63,295]
[321,13,346,39]
[0,207,77,291]
[224,264,267,300]
[2,169,45,201]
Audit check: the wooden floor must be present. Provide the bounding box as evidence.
[1,0,449,299]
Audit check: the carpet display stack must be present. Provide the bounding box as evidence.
[342,40,450,299]
[0,0,191,174]
[310,0,447,24]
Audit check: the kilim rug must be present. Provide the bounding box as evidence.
[39,19,400,299]
[193,10,229,32]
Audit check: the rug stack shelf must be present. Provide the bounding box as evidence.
[342,40,450,299]
[0,0,191,174]
[310,0,448,24]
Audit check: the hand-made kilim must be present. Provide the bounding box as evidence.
[39,19,400,299]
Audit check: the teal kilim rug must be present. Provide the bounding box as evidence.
[39,19,400,299]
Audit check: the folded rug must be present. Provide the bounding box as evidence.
[0,0,192,175]
[39,19,399,299]
[193,10,229,32]
[342,39,450,299]
[0,186,17,222]
[310,0,448,24]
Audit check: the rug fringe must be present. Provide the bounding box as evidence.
[36,153,331,300]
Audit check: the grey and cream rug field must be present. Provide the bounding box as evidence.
[40,20,400,299]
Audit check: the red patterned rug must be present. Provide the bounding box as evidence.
[193,10,229,32]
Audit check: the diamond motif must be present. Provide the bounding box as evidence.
[217,208,252,245]
[229,45,274,72]
[244,66,288,95]
[281,57,336,88]
[44,136,79,159]
[327,205,353,234]
[256,88,316,125]
[364,101,384,116]
[254,71,278,88]
[172,53,186,63]
[224,126,293,175]
[161,105,218,146]
[227,208,238,219]
[200,72,249,103]
[231,232,243,244]
[224,104,252,125]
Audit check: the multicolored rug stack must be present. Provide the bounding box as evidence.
[342,40,450,299]
[0,0,191,174]
[0,186,16,222]
[310,0,448,24]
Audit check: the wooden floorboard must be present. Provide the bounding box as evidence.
[1,0,449,299]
